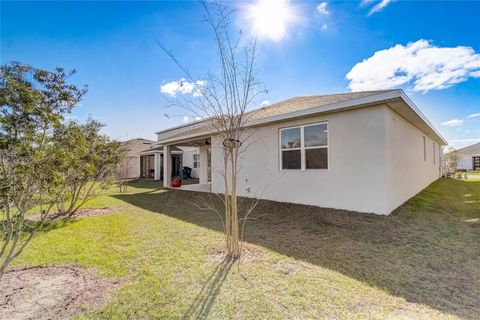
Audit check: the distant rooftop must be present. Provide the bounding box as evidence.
[456,142,480,155]
[121,138,155,157]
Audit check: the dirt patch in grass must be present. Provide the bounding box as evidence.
[206,244,265,264]
[30,207,119,221]
[274,260,309,276]
[72,207,119,218]
[0,265,122,320]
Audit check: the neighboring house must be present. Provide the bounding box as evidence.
[154,90,447,215]
[456,142,480,171]
[120,138,155,179]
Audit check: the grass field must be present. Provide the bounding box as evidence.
[12,178,480,319]
[467,171,480,179]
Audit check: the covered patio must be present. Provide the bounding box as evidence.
[161,137,211,192]
[138,146,183,180]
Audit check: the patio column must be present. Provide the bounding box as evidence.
[199,146,208,185]
[163,145,171,187]
[154,153,161,180]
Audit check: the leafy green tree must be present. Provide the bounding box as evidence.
[51,119,124,217]
[0,62,86,281]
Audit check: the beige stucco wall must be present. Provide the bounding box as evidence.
[384,107,442,213]
[210,104,442,215]
[211,105,393,214]
[180,148,200,178]
[120,139,154,179]
[124,156,140,179]
[458,156,473,171]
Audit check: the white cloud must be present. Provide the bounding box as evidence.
[346,39,480,92]
[321,23,328,31]
[160,78,205,97]
[181,115,203,123]
[316,2,329,15]
[441,119,464,127]
[261,100,270,107]
[367,0,392,15]
[467,113,480,119]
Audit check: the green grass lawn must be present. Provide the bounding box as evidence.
[12,178,480,319]
[466,171,480,178]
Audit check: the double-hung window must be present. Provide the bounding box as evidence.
[280,122,328,170]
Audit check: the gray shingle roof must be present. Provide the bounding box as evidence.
[157,90,393,142]
[244,90,392,121]
[456,142,480,155]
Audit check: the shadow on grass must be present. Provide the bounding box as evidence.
[0,218,78,236]
[182,259,233,319]
[114,178,480,319]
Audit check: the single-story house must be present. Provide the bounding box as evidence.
[154,89,447,215]
[456,142,480,171]
[119,138,154,179]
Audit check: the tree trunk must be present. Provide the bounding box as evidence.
[225,148,241,260]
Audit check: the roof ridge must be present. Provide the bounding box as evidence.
[289,89,395,99]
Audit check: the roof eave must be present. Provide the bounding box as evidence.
[398,91,448,145]
[137,150,184,155]
[154,119,207,135]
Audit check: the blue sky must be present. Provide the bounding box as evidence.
[1,0,479,148]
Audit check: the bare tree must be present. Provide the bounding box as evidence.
[160,1,266,260]
[443,147,458,177]
[117,152,135,193]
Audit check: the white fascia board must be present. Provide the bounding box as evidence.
[159,133,214,145]
[154,119,207,135]
[138,150,184,155]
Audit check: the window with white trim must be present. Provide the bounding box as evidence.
[193,154,200,168]
[280,122,328,170]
